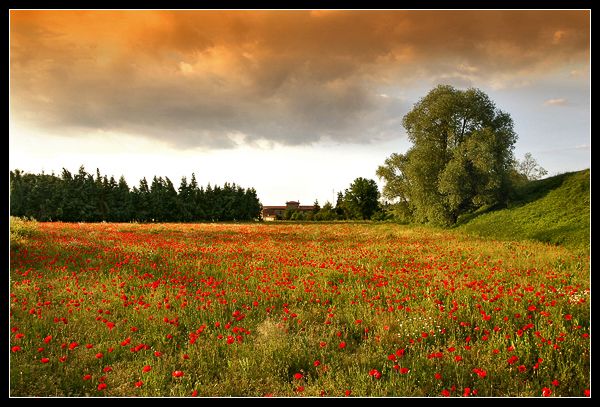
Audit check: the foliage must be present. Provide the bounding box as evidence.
[9,167,262,222]
[341,177,380,220]
[377,85,517,226]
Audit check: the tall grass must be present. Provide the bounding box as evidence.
[9,222,590,397]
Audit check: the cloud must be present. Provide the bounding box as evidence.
[544,98,569,106]
[10,10,590,150]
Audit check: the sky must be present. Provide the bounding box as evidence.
[9,9,590,206]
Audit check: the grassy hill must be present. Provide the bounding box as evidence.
[456,169,590,252]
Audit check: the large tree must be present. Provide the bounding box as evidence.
[343,177,380,220]
[377,84,517,226]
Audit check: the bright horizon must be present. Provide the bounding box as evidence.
[9,9,590,207]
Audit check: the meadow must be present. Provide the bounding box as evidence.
[9,219,590,397]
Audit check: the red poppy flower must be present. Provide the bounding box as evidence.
[584,389,590,397]
[369,369,381,379]
[296,386,304,392]
[552,380,560,387]
[41,357,50,363]
[103,366,112,372]
[95,353,103,359]
[98,383,107,391]
[86,344,94,349]
[135,381,143,388]
[83,374,92,381]
[507,355,519,365]
[294,373,303,380]
[142,365,152,373]
[226,336,235,344]
[182,354,190,360]
[542,387,552,397]
[59,356,67,362]
[463,387,471,397]
[154,351,162,357]
[472,368,487,378]
[319,341,327,348]
[314,360,321,367]
[15,333,24,339]
[345,390,352,396]
[434,373,442,380]
[191,390,199,397]
[43,335,52,344]
[68,342,79,350]
[454,355,463,362]
[518,365,526,373]
[37,347,45,353]
[172,370,184,378]
[399,367,409,374]
[339,341,346,349]
[11,346,21,352]
[441,389,450,397]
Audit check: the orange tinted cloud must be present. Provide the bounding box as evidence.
[10,10,589,148]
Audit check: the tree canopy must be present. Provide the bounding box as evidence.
[10,166,262,222]
[377,84,518,226]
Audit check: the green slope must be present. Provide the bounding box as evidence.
[457,169,590,251]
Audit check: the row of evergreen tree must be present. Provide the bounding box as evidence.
[9,166,262,222]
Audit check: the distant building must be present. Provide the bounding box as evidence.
[262,201,316,221]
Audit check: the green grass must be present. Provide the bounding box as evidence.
[456,169,590,252]
[10,221,590,397]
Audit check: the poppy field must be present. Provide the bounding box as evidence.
[9,220,590,397]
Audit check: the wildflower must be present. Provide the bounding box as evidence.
[142,365,152,373]
[98,383,107,391]
[314,360,321,367]
[518,365,526,373]
[472,368,487,379]
[95,353,103,359]
[399,367,409,374]
[345,390,352,396]
[134,381,143,388]
[43,335,52,343]
[11,346,21,352]
[434,373,442,380]
[294,373,303,380]
[172,370,184,378]
[103,366,112,372]
[441,389,450,397]
[507,355,519,365]
[192,390,199,397]
[339,341,346,349]
[369,369,381,379]
[542,387,552,397]
[463,387,471,397]
[83,374,92,381]
[552,380,559,387]
[41,357,50,363]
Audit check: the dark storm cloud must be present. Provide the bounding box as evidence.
[10,10,589,149]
